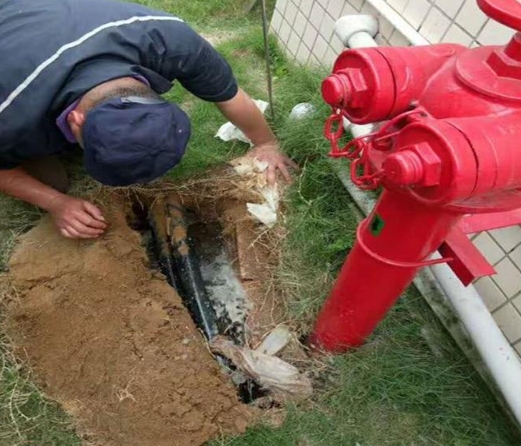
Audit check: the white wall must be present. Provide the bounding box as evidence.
[271,0,521,358]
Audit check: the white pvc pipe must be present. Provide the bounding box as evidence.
[335,15,379,48]
[431,261,521,425]
[348,32,379,48]
[335,16,521,427]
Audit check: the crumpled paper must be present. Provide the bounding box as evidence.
[228,156,280,227]
[215,100,270,146]
[246,187,279,228]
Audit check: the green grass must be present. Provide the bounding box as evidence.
[0,0,520,445]
[0,341,81,446]
[205,60,519,445]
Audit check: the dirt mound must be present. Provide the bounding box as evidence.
[3,202,252,446]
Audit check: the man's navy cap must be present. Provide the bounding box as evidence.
[82,97,191,186]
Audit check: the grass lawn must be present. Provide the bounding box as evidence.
[0,0,519,444]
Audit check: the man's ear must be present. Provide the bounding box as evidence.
[68,110,86,143]
[68,110,86,128]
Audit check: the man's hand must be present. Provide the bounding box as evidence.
[216,89,298,184]
[248,141,298,185]
[47,195,107,239]
[0,167,106,239]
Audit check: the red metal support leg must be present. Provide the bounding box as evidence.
[309,190,462,352]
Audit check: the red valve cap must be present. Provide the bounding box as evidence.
[322,74,352,108]
[383,142,442,187]
[383,150,425,186]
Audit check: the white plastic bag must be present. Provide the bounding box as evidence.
[246,186,279,228]
[256,325,293,356]
[215,100,270,146]
[211,336,313,400]
[289,103,316,120]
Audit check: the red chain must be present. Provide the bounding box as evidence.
[324,107,429,190]
[351,154,385,190]
[324,112,349,157]
[324,109,383,190]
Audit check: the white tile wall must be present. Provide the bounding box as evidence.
[403,0,431,29]
[287,29,301,55]
[493,258,521,298]
[387,0,409,14]
[419,7,451,43]
[494,305,521,343]
[478,20,518,46]
[341,2,359,16]
[294,10,308,33]
[455,0,488,36]
[299,0,314,16]
[271,0,521,358]
[473,233,505,265]
[435,0,464,19]
[490,227,521,252]
[284,0,299,26]
[310,2,326,29]
[319,11,336,42]
[329,0,347,18]
[272,0,515,69]
[442,24,473,46]
[302,21,318,50]
[475,277,507,312]
[296,40,311,62]
[379,16,395,41]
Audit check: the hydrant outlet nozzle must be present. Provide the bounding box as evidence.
[322,74,352,108]
[384,150,428,186]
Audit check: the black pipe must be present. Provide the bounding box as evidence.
[148,213,178,290]
[149,197,219,341]
[147,196,266,403]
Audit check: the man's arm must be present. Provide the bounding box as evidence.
[216,89,297,184]
[145,24,297,183]
[0,167,106,238]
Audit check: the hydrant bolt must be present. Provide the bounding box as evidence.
[345,69,369,109]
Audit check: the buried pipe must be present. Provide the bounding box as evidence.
[147,197,271,403]
[333,15,521,427]
[149,197,219,341]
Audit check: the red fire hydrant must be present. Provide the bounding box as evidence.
[310,0,521,352]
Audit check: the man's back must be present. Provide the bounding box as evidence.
[0,0,182,167]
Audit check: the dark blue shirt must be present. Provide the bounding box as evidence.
[0,0,238,169]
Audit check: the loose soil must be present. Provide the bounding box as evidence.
[3,202,253,446]
[2,167,300,445]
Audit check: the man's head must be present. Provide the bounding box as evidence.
[67,78,191,186]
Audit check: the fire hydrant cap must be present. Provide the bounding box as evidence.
[322,74,351,107]
[383,150,425,186]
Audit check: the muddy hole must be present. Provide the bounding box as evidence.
[3,162,312,446]
[127,195,270,405]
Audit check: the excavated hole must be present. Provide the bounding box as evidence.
[127,198,271,405]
